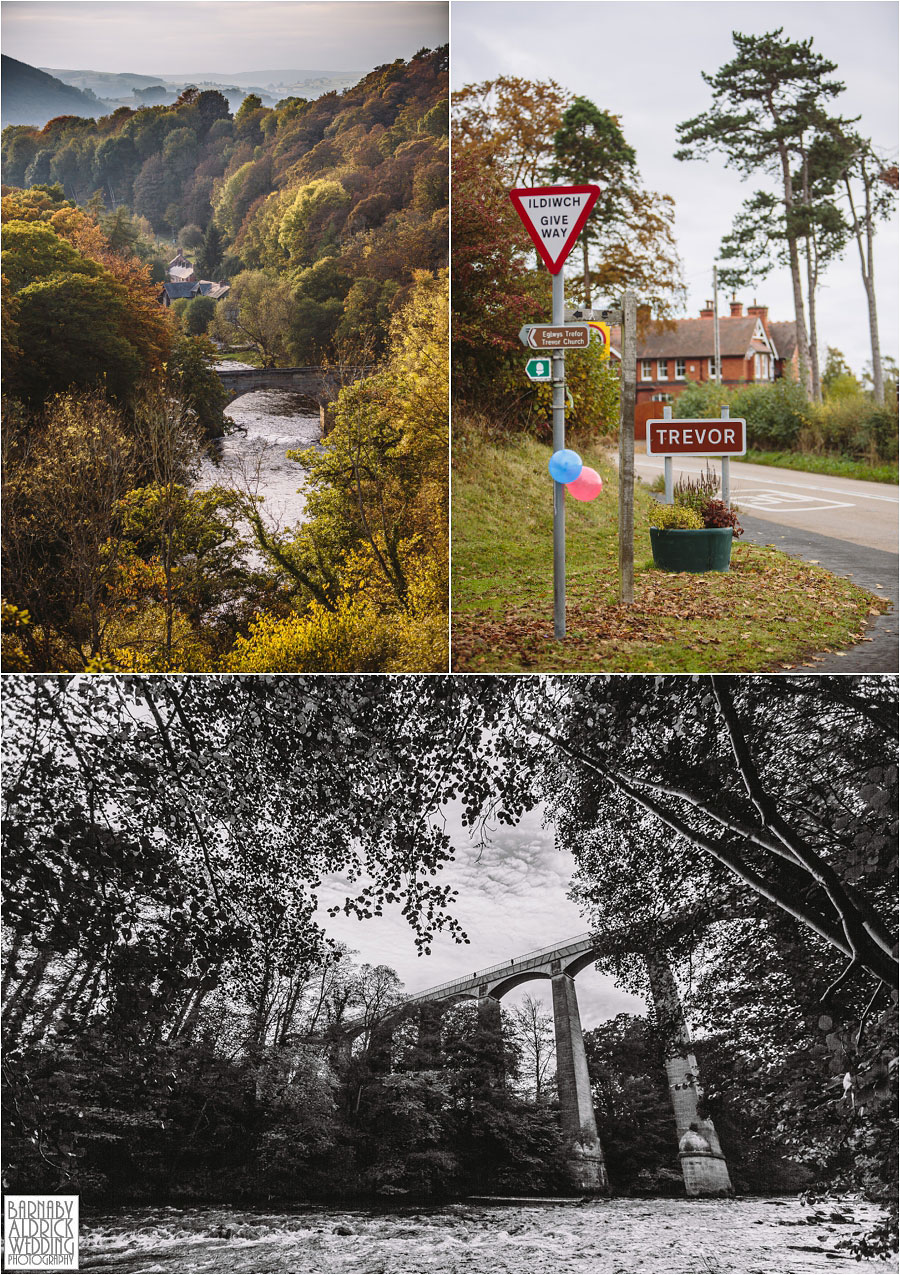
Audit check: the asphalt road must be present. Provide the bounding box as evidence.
[633,452,898,554]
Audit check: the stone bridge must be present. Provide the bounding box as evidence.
[334,930,733,1199]
[215,365,373,410]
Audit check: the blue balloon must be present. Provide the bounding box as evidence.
[548,449,583,483]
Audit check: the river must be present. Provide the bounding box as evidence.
[200,363,322,547]
[76,1197,892,1273]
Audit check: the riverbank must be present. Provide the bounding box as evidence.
[77,1198,894,1273]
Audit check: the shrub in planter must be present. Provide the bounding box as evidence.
[701,499,744,536]
[650,503,704,530]
[649,499,737,573]
[672,465,719,518]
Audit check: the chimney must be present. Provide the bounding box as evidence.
[747,301,768,322]
[729,300,743,317]
[700,300,713,318]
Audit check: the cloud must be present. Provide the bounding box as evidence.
[315,801,647,1029]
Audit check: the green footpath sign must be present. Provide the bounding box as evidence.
[525,356,552,382]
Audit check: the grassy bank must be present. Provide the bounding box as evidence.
[742,449,898,484]
[452,425,886,673]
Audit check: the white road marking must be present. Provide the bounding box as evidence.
[635,458,899,504]
[736,491,855,513]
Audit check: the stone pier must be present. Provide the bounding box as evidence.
[416,1001,444,1068]
[551,973,608,1193]
[646,953,733,1196]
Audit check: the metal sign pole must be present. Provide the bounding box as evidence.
[552,269,566,639]
[663,405,673,503]
[721,404,731,505]
[618,289,636,604]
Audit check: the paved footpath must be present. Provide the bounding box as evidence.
[738,515,898,673]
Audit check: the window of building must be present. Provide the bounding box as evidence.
[753,353,761,379]
[707,357,719,379]
[657,359,668,380]
[641,360,653,381]
[675,358,686,380]
[650,392,674,403]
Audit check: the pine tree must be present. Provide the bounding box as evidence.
[197,221,224,278]
[676,28,851,397]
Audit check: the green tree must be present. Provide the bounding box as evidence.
[822,347,861,400]
[183,293,216,335]
[550,97,637,306]
[677,28,851,395]
[828,134,898,405]
[211,269,295,366]
[196,219,224,277]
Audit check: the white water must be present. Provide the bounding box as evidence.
[200,363,322,541]
[76,1198,892,1273]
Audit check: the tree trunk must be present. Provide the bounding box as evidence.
[845,164,884,406]
[863,169,885,407]
[806,238,821,403]
[777,140,811,395]
[801,152,821,403]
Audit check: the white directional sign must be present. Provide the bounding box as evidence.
[509,185,600,274]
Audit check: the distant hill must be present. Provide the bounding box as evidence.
[1,56,104,127]
[43,65,360,110]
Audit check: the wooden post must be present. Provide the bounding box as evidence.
[618,289,637,604]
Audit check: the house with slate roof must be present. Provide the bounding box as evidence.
[158,280,231,308]
[609,299,799,406]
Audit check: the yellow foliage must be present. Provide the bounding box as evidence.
[226,597,446,673]
[99,602,219,672]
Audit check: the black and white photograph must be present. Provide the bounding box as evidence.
[1,675,897,1272]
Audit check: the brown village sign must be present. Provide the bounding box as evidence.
[646,416,747,456]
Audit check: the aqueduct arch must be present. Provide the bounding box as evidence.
[338,932,733,1198]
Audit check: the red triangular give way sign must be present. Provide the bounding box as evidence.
[509,184,600,274]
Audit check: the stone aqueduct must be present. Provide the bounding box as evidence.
[332,933,732,1198]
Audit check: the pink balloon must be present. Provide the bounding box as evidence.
[566,466,603,501]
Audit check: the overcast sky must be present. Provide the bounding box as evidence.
[452,0,898,377]
[316,802,647,1031]
[1,1,448,76]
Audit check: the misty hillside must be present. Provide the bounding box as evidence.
[1,56,104,127]
[42,66,360,111]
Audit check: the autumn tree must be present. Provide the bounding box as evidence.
[452,75,572,186]
[1,391,140,667]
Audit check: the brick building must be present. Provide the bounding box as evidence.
[610,299,799,406]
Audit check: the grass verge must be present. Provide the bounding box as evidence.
[743,449,898,484]
[452,425,888,673]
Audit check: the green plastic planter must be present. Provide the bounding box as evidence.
[649,527,733,573]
